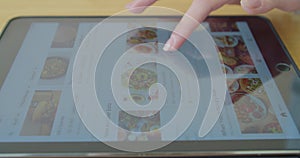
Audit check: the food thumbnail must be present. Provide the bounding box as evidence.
[118,111,161,141]
[127,27,158,45]
[231,93,267,124]
[209,22,239,32]
[40,56,69,80]
[229,78,283,134]
[20,91,61,136]
[122,68,158,91]
[214,35,258,74]
[239,78,264,94]
[51,23,78,48]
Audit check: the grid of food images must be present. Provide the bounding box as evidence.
[210,22,283,134]
[20,23,79,136]
[117,26,162,141]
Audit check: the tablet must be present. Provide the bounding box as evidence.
[0,16,299,157]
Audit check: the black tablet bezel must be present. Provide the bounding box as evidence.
[0,16,299,157]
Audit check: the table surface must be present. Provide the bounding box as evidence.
[0,0,299,68]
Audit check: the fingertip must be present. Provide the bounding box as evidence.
[163,33,187,52]
[241,0,262,9]
[163,43,172,52]
[241,0,276,14]
[163,37,177,52]
[240,0,260,14]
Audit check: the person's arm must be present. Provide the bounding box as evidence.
[126,0,300,51]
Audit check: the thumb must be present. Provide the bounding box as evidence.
[240,0,275,14]
[241,0,300,14]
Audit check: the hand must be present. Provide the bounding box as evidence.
[126,0,300,51]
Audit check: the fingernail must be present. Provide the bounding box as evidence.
[163,37,176,51]
[241,0,262,9]
[163,39,171,51]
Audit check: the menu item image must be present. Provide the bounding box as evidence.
[40,56,69,80]
[234,65,256,74]
[122,67,158,91]
[118,111,161,141]
[214,36,239,48]
[232,93,268,124]
[127,27,158,46]
[215,35,258,74]
[209,22,239,32]
[239,78,264,94]
[20,91,61,136]
[133,43,157,54]
[51,23,78,48]
[229,78,283,134]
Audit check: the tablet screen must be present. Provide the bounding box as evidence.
[0,17,299,150]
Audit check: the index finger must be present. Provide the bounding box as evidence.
[164,0,233,51]
[126,0,158,13]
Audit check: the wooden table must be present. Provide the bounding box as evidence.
[0,0,299,67]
